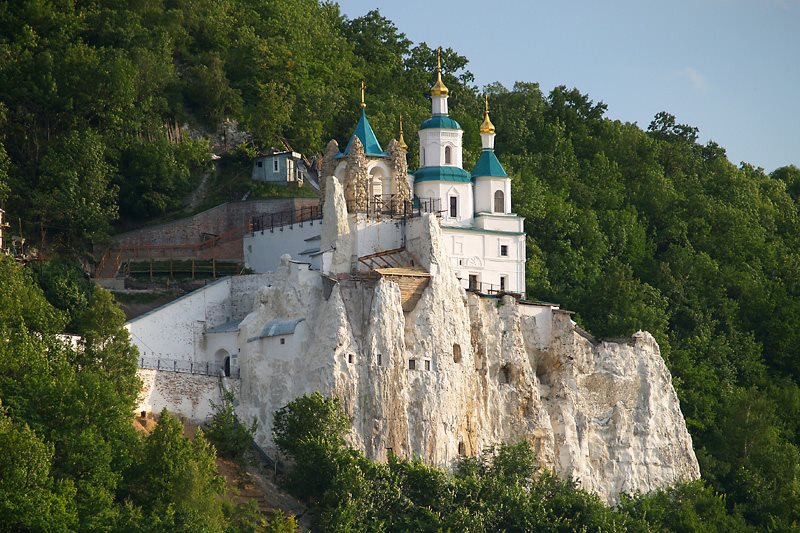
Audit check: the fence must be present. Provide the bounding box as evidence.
[137,356,240,379]
[251,205,322,233]
[462,278,521,298]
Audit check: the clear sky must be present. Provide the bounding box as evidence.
[336,0,799,173]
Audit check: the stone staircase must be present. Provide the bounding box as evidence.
[358,248,430,312]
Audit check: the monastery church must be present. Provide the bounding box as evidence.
[129,54,532,435]
[244,51,526,296]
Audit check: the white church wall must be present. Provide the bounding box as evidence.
[351,216,405,261]
[230,273,274,319]
[126,277,233,363]
[517,302,558,351]
[473,214,524,233]
[443,227,526,296]
[244,222,322,273]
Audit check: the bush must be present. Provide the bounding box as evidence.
[205,391,257,461]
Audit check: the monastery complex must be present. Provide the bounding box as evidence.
[126,56,701,503]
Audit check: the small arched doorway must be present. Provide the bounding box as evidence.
[215,348,231,377]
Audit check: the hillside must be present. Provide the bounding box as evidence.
[1,0,800,529]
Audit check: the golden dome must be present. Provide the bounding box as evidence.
[431,47,449,97]
[480,94,495,134]
[398,114,408,151]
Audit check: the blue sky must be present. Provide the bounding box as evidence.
[337,0,799,172]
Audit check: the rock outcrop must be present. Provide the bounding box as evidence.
[236,208,699,504]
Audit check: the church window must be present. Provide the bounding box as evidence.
[500,245,508,257]
[257,161,263,168]
[273,159,279,172]
[500,276,507,292]
[453,344,462,363]
[421,147,425,166]
[445,146,452,164]
[409,359,416,370]
[449,196,458,218]
[469,275,478,291]
[280,338,285,345]
[494,190,505,213]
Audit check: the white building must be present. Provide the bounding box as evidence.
[413,53,525,296]
[244,55,526,296]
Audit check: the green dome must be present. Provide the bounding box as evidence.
[413,166,472,183]
[420,114,462,130]
[471,149,508,178]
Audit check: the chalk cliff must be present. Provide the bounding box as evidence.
[235,178,700,504]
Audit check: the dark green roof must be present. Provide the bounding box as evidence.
[420,114,462,130]
[471,149,507,178]
[337,108,388,158]
[413,166,472,183]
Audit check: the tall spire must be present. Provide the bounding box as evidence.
[480,94,495,134]
[360,80,366,109]
[398,114,408,151]
[431,47,449,97]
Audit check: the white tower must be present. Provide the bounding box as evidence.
[413,48,473,224]
[472,96,511,215]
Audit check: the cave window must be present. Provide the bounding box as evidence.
[408,359,416,370]
[348,353,354,364]
[425,359,431,371]
[500,364,511,385]
[453,344,462,363]
[377,353,382,366]
[458,442,466,456]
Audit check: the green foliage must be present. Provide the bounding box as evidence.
[0,402,78,531]
[273,392,350,500]
[206,391,258,461]
[124,410,228,531]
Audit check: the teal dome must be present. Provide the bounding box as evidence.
[471,149,507,178]
[337,108,388,158]
[420,114,462,130]
[413,166,472,183]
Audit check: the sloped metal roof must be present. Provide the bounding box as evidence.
[205,320,241,334]
[247,318,305,342]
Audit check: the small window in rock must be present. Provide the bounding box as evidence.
[377,353,382,366]
[387,447,393,457]
[500,364,511,385]
[425,360,431,371]
[458,442,466,456]
[348,353,354,364]
[453,344,462,363]
[409,359,416,370]
[280,338,285,345]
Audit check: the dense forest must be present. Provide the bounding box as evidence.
[2,0,800,530]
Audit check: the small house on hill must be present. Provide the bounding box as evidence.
[252,149,312,188]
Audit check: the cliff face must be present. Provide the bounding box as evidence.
[236,185,699,503]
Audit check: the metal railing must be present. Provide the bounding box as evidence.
[251,205,322,233]
[137,356,240,379]
[462,279,521,298]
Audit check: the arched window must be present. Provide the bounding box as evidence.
[445,146,452,165]
[494,190,505,213]
[420,147,425,166]
[453,343,462,363]
[458,442,466,456]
